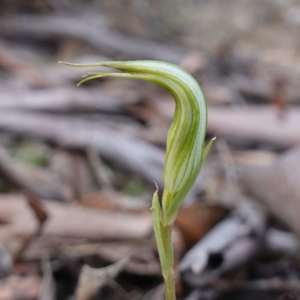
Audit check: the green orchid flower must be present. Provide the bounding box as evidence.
[59,60,213,300]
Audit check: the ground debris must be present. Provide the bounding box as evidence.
[1,1,300,299]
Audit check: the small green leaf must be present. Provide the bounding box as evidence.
[202,137,216,164]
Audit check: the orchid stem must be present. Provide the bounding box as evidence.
[162,225,176,300]
[152,190,176,300]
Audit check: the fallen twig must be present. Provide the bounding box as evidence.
[0,194,153,241]
[76,257,130,300]
[204,278,300,292]
[208,105,300,148]
[180,200,266,286]
[1,15,187,63]
[0,88,140,113]
[13,196,48,263]
[0,42,50,89]
[0,111,165,187]
[238,145,300,237]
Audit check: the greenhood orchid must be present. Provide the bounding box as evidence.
[59,60,213,300]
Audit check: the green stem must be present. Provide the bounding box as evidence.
[161,225,176,300]
[152,191,176,300]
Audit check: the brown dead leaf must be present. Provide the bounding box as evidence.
[176,203,227,248]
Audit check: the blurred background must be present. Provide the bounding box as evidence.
[1,1,300,299]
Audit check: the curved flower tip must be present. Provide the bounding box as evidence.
[59,60,211,225]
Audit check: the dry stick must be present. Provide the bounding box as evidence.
[216,139,241,206]
[0,111,165,188]
[0,194,152,241]
[86,147,113,190]
[13,196,48,263]
[0,146,71,201]
[158,103,300,148]
[0,41,50,89]
[238,144,300,238]
[0,88,140,113]
[204,278,300,292]
[22,240,161,276]
[76,256,130,300]
[208,105,300,148]
[0,15,186,63]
